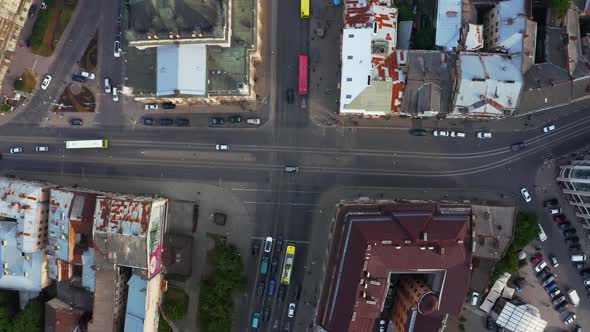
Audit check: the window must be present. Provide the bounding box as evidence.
[346,77,352,82]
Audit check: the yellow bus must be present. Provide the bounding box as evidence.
[301,0,310,18]
[281,244,296,285]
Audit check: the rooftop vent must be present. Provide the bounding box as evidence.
[395,245,402,249]
[382,240,392,245]
[422,232,428,241]
[370,280,381,286]
[457,239,464,244]
[404,240,411,245]
[366,300,377,305]
[419,246,426,250]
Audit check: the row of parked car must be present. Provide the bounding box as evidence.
[142,117,189,127]
[209,116,260,126]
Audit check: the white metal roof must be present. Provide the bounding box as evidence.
[157,44,207,97]
[455,53,523,115]
[496,302,547,332]
[435,0,462,50]
[479,272,510,313]
[496,0,526,54]
[465,24,483,50]
[340,28,373,113]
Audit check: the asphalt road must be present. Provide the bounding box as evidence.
[3,0,590,331]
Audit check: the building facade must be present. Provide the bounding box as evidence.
[0,0,32,93]
[557,160,590,228]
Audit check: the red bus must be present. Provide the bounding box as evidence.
[298,55,308,95]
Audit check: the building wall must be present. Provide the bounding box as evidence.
[557,160,590,228]
[483,6,501,51]
[0,0,32,92]
[144,273,162,332]
[390,277,433,332]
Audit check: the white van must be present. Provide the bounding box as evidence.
[538,224,548,242]
[567,289,580,307]
[571,254,586,262]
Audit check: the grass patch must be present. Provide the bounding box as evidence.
[165,273,189,283]
[14,69,37,93]
[491,212,539,280]
[162,287,189,321]
[197,236,246,332]
[0,104,12,113]
[30,0,77,57]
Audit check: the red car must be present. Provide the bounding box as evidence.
[553,214,566,222]
[531,253,545,265]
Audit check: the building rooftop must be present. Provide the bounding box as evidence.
[435,0,462,50]
[496,302,547,332]
[163,234,192,276]
[495,0,526,54]
[464,24,483,51]
[318,202,472,332]
[124,274,147,332]
[45,298,84,332]
[156,44,207,97]
[0,222,46,291]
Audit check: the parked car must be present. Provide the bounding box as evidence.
[277,285,286,301]
[175,118,189,127]
[41,74,52,90]
[28,4,37,17]
[477,131,492,139]
[409,128,427,136]
[9,147,22,154]
[433,130,449,137]
[80,71,95,79]
[558,221,571,229]
[267,279,276,296]
[471,292,480,305]
[158,118,174,126]
[286,88,294,104]
[246,118,261,125]
[552,295,566,306]
[264,237,273,253]
[275,237,283,253]
[564,312,576,325]
[70,118,82,126]
[104,78,111,93]
[209,117,225,126]
[288,303,296,318]
[549,208,563,214]
[543,124,556,133]
[263,305,271,322]
[563,229,577,237]
[450,131,466,138]
[537,268,550,280]
[583,277,590,285]
[544,198,559,207]
[565,237,580,245]
[379,319,386,332]
[550,255,559,268]
[293,283,301,300]
[574,263,585,269]
[542,274,557,287]
[534,260,547,273]
[271,256,279,274]
[162,102,176,109]
[531,253,544,265]
[544,282,558,292]
[143,118,155,126]
[112,87,119,101]
[486,316,495,330]
[251,240,260,256]
[215,144,229,151]
[257,281,264,297]
[549,288,561,298]
[580,270,590,278]
[72,74,86,82]
[35,146,48,152]
[113,40,121,57]
[228,115,242,123]
[570,244,583,251]
[285,166,299,173]
[251,312,260,329]
[511,142,527,151]
[556,301,569,313]
[144,103,158,110]
[553,214,567,222]
[520,188,532,203]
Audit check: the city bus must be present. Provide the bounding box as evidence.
[300,0,310,18]
[281,244,296,285]
[65,139,109,149]
[298,55,308,95]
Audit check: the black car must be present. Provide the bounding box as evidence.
[143,118,155,125]
[575,263,585,269]
[158,118,174,126]
[565,236,580,245]
[556,301,569,313]
[257,281,265,297]
[175,118,189,126]
[275,237,283,253]
[409,128,427,136]
[263,305,271,322]
[271,256,279,274]
[486,316,494,330]
[544,198,559,207]
[558,221,572,230]
[293,283,301,300]
[70,118,83,126]
[511,142,527,151]
[580,268,590,276]
[537,268,550,280]
[286,88,294,104]
[162,102,176,109]
[251,240,260,256]
[209,118,225,125]
[278,285,286,302]
[564,228,577,237]
[72,75,86,83]
[228,115,242,123]
[552,295,566,306]
[28,4,37,17]
[570,244,582,251]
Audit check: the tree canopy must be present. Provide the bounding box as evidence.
[551,0,571,17]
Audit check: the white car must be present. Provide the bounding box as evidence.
[450,131,466,138]
[564,313,576,325]
[104,78,111,94]
[520,188,532,203]
[9,147,22,154]
[534,260,547,273]
[433,130,449,137]
[216,144,229,151]
[543,124,556,133]
[112,87,119,101]
[470,292,480,305]
[80,71,95,79]
[246,118,261,125]
[264,237,273,253]
[144,103,158,110]
[288,303,296,318]
[35,146,48,152]
[41,74,52,90]
[113,40,121,57]
[477,131,492,139]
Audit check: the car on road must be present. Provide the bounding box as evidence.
[35,146,48,152]
[70,118,82,126]
[563,228,577,237]
[209,118,225,126]
[251,240,260,256]
[549,288,561,298]
[251,313,260,329]
[543,124,556,133]
[471,292,480,305]
[263,305,270,322]
[162,102,176,109]
[175,118,189,127]
[267,279,276,296]
[104,78,111,93]
[112,87,119,101]
[256,281,264,297]
[550,255,559,268]
[409,128,427,136]
[477,131,492,139]
[486,316,494,330]
[72,75,86,83]
[41,74,52,90]
[144,103,158,110]
[9,147,22,154]
[278,285,286,301]
[28,4,37,17]
[264,237,273,253]
[143,118,155,126]
[158,118,174,126]
[511,142,527,151]
[293,283,301,300]
[288,303,296,318]
[552,295,566,306]
[285,166,299,173]
[260,256,269,275]
[275,237,283,253]
[433,130,449,137]
[549,207,562,214]
[450,131,466,138]
[558,221,571,229]
[554,214,566,222]
[215,144,229,151]
[531,253,544,265]
[520,188,532,203]
[228,115,242,123]
[564,312,576,325]
[287,88,294,104]
[113,40,121,57]
[80,71,95,80]
[247,118,261,125]
[534,260,547,273]
[544,198,559,207]
[271,256,279,274]
[556,301,569,313]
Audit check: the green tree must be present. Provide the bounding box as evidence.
[13,79,24,91]
[396,4,414,21]
[11,298,43,332]
[413,28,435,50]
[0,307,12,332]
[551,0,571,17]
